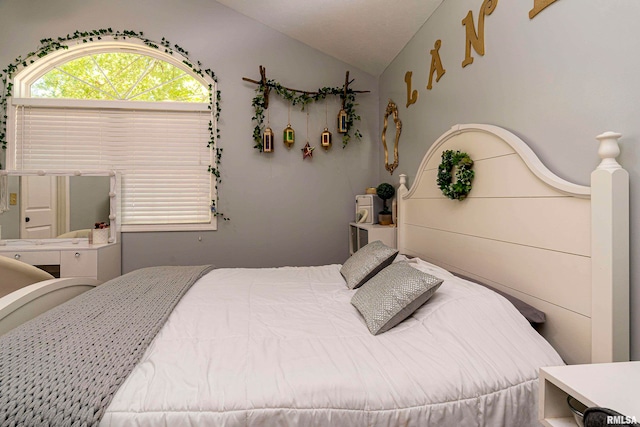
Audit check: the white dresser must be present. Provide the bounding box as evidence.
[0,241,121,281]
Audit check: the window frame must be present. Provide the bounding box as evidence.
[6,39,218,232]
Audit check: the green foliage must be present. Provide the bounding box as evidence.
[251,79,362,151]
[376,182,395,213]
[436,150,475,201]
[31,52,209,102]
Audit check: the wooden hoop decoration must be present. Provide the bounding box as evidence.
[382,99,402,175]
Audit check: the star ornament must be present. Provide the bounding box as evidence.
[301,142,315,160]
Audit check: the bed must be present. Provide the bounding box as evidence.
[0,124,629,427]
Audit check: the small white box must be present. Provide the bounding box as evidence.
[355,194,383,224]
[92,228,109,244]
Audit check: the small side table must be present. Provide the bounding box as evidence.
[539,362,640,426]
[349,222,396,255]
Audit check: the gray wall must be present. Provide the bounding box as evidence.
[69,176,110,231]
[378,0,640,359]
[0,0,380,268]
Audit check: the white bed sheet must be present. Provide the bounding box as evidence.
[101,261,563,426]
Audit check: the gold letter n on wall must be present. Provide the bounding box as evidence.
[461,0,498,68]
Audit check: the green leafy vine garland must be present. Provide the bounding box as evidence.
[251,81,362,151]
[436,150,475,200]
[0,29,228,220]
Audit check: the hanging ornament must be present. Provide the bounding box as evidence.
[302,142,315,159]
[283,125,295,148]
[302,110,314,160]
[263,127,274,152]
[321,101,332,150]
[321,128,332,150]
[283,104,295,148]
[337,109,348,134]
[263,108,274,153]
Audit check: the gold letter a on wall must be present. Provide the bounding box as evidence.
[461,0,498,68]
[427,40,446,90]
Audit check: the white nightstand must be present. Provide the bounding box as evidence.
[349,222,396,255]
[539,362,640,426]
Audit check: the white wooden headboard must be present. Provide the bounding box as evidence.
[397,124,629,365]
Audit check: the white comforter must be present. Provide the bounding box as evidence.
[101,260,563,426]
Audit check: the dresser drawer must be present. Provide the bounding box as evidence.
[60,250,98,278]
[1,242,120,280]
[0,250,61,265]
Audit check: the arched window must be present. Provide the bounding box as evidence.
[30,52,209,102]
[7,40,217,231]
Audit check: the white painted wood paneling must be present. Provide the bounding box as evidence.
[483,279,592,366]
[401,225,591,317]
[404,197,590,256]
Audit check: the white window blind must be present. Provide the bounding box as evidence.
[14,104,213,228]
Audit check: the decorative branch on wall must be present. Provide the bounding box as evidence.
[0,29,228,220]
[242,66,369,151]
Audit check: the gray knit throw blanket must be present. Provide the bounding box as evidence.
[0,265,213,427]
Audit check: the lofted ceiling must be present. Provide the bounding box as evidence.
[216,0,445,76]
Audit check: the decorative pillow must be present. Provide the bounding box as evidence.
[340,240,398,289]
[351,261,443,335]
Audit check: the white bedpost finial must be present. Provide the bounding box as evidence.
[397,174,408,197]
[399,174,407,189]
[595,131,623,171]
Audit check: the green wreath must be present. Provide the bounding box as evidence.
[436,150,475,200]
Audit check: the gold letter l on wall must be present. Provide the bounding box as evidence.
[405,71,418,108]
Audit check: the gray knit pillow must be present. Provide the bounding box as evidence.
[351,262,443,335]
[341,240,398,289]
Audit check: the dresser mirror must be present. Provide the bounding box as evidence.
[0,171,118,243]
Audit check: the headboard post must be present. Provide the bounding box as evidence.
[591,131,629,362]
[396,174,408,251]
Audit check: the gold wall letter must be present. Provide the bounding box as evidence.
[427,39,446,90]
[529,0,559,19]
[404,71,418,108]
[461,0,498,68]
